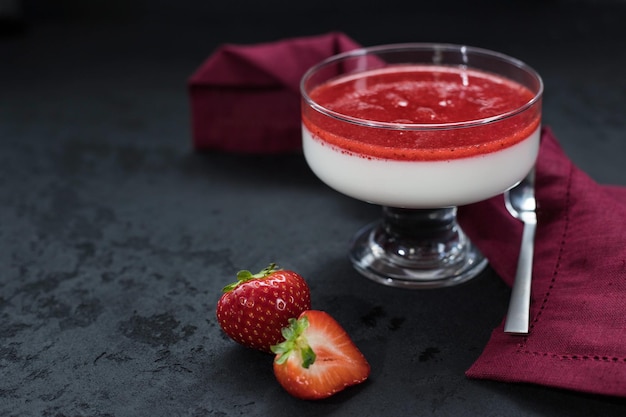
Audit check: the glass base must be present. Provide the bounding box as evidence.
[349,207,488,289]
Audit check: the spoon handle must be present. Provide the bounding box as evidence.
[504,220,536,334]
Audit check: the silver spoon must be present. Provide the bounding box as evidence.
[503,168,537,334]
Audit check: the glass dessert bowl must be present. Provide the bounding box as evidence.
[301,43,543,289]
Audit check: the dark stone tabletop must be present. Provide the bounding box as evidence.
[2,1,626,416]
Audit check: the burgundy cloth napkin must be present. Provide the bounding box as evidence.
[459,127,626,397]
[188,32,361,153]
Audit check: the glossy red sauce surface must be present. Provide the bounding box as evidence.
[303,65,541,161]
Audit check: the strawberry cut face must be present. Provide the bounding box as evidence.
[271,310,370,400]
[216,264,312,353]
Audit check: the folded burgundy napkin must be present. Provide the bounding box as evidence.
[458,127,626,397]
[188,32,361,153]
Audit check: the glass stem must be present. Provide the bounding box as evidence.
[374,207,465,267]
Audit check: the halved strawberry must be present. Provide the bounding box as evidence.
[271,310,370,400]
[216,263,311,352]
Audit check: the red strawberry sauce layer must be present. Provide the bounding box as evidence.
[302,65,541,161]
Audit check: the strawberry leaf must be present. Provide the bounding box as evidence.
[222,263,279,292]
[301,345,316,369]
[271,315,316,367]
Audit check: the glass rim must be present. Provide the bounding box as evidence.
[300,42,544,131]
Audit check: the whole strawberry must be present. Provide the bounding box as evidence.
[216,263,312,352]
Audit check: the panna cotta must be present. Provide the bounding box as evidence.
[302,64,541,208]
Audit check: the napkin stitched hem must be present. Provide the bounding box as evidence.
[527,160,573,336]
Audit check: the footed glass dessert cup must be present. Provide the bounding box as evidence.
[301,43,543,289]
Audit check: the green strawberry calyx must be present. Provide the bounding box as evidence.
[222,263,279,292]
[271,315,316,368]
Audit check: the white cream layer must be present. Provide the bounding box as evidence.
[302,124,540,208]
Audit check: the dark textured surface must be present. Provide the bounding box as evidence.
[2,1,626,416]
